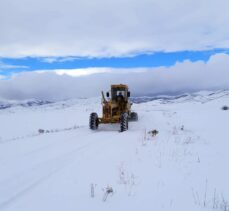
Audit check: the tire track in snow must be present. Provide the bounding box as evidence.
[0,125,85,145]
[0,126,89,166]
[0,130,112,210]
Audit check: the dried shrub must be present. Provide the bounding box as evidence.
[222,106,229,110]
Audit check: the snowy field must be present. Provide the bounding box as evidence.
[0,91,229,211]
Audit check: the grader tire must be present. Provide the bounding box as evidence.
[120,112,128,132]
[130,112,138,121]
[89,112,98,130]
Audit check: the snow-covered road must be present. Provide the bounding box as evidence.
[0,91,229,211]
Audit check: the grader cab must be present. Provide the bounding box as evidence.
[89,84,138,132]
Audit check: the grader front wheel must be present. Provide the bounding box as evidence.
[89,112,99,130]
[120,112,128,132]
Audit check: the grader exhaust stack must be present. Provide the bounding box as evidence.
[89,84,138,132]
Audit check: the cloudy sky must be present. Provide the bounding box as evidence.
[0,0,229,100]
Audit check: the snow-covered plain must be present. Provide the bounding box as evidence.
[0,91,229,211]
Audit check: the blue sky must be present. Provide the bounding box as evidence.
[1,49,228,77]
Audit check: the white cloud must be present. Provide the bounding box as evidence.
[0,53,228,101]
[0,75,6,80]
[40,57,82,63]
[0,0,229,57]
[0,61,28,69]
[42,68,111,77]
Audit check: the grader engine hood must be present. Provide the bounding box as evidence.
[102,102,119,119]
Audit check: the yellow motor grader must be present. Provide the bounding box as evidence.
[89,84,138,132]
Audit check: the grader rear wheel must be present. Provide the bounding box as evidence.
[130,112,138,121]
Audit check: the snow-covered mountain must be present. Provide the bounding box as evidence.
[0,99,53,110]
[0,91,229,211]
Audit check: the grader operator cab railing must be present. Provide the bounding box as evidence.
[89,84,138,132]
